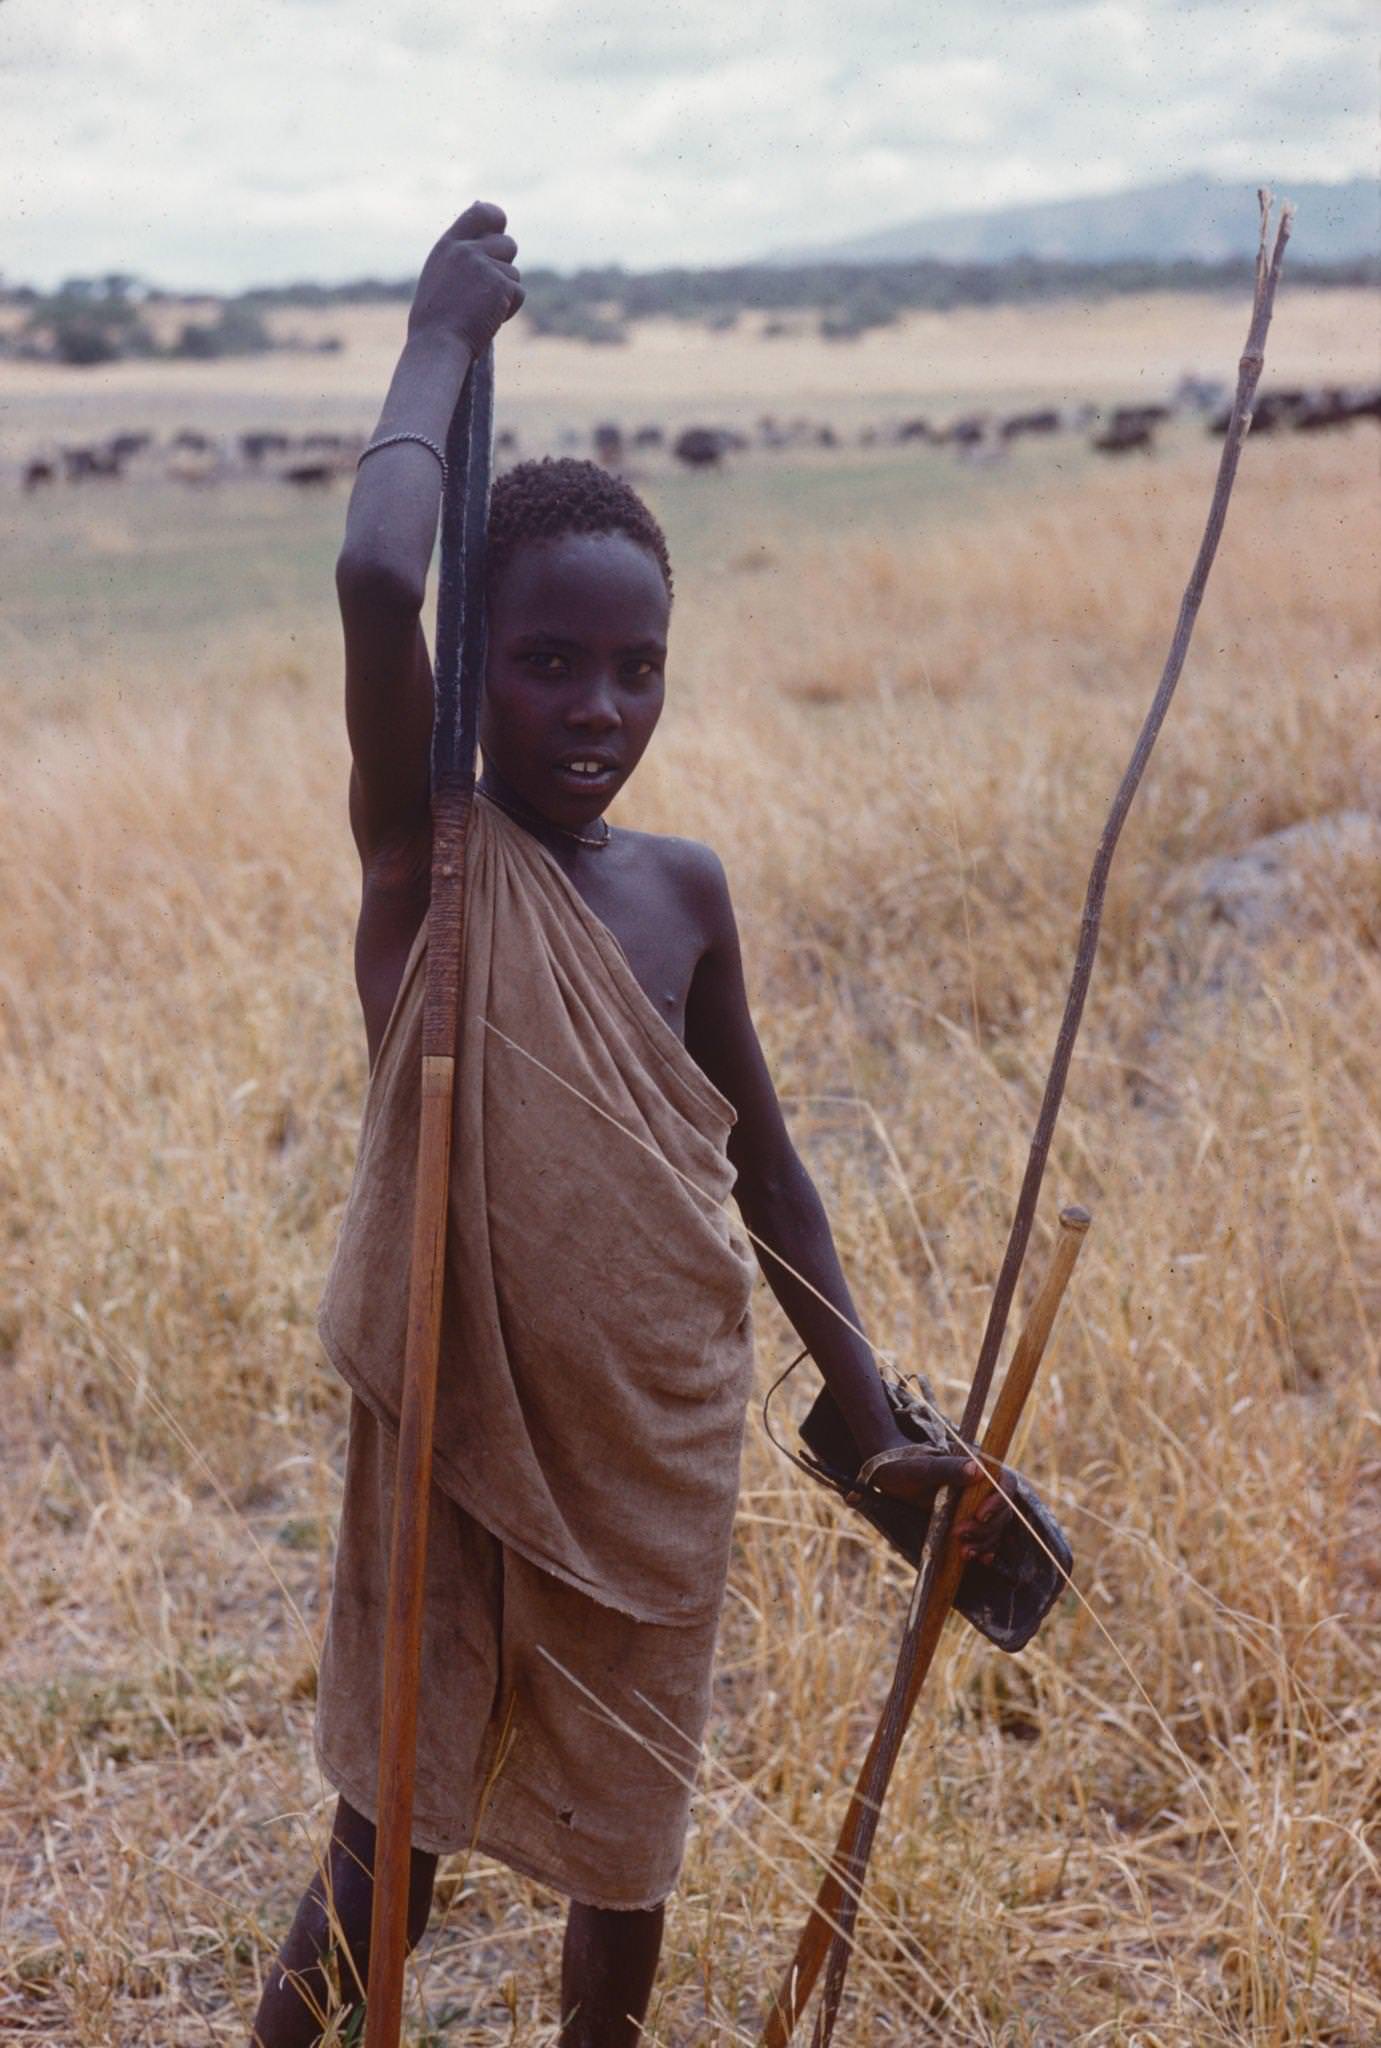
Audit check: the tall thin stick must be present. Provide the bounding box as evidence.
[364,344,495,2048]
[762,1208,1091,2045]
[762,189,1293,2048]
[809,1212,1089,2040]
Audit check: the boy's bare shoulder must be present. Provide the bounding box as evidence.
[614,824,724,882]
[616,826,734,934]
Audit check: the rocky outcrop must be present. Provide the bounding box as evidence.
[1164,809,1380,993]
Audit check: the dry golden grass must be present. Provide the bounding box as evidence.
[2,410,1378,2044]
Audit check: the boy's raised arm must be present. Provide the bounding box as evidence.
[336,201,523,858]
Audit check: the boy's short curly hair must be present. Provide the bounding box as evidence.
[485,456,673,603]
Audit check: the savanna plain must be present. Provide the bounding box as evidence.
[2,293,1379,2044]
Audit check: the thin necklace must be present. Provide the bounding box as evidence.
[477,783,612,851]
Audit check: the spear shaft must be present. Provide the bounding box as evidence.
[364,343,495,2048]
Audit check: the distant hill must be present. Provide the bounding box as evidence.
[767,175,1380,268]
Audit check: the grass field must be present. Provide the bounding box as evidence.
[2,299,1379,2044]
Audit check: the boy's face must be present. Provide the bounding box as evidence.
[481,531,669,831]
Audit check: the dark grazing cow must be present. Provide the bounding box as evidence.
[1091,403,1170,454]
[1209,387,1308,437]
[942,413,988,449]
[1293,385,1381,431]
[1104,404,1169,438]
[1214,387,1307,436]
[23,457,57,491]
[632,424,664,448]
[108,431,152,462]
[593,422,624,467]
[282,461,335,487]
[672,426,725,469]
[1000,408,1060,442]
[1206,384,1381,436]
[61,444,122,480]
[1092,418,1155,454]
[240,430,291,464]
[1257,388,1307,430]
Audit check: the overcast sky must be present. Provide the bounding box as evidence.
[3,0,1375,290]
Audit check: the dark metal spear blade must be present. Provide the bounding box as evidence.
[431,341,495,791]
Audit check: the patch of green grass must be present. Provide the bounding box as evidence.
[278,1514,328,1551]
[1,1651,252,1767]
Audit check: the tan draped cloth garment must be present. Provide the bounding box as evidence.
[314,793,757,1906]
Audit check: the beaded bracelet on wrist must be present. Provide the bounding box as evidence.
[355,431,449,489]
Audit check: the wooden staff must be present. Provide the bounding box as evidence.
[762,188,1293,2048]
[762,1207,1090,2046]
[365,343,496,2048]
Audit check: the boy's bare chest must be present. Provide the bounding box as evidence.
[561,847,699,1040]
[356,833,700,1064]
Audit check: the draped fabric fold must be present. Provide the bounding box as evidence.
[317,794,759,1626]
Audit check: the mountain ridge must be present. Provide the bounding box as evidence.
[764,173,1379,268]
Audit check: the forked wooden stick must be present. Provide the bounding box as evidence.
[762,1206,1090,2045]
[364,344,495,2048]
[761,189,1292,2047]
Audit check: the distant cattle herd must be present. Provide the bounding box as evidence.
[17,379,1380,493]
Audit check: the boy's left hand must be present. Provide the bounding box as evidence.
[853,1448,1016,1565]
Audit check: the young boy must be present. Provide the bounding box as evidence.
[252,202,1011,2048]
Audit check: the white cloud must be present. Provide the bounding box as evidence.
[0,0,1372,288]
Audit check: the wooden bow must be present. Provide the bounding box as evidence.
[365,343,496,2048]
[762,190,1293,2047]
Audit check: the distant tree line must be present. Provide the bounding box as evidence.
[234,251,1381,345]
[3,252,1375,363]
[0,274,314,368]
[233,251,1377,345]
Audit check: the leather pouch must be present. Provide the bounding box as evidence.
[796,1373,1073,1655]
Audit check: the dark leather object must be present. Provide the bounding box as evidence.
[798,1375,1073,1655]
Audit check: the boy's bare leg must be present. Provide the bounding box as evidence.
[250,1797,436,2048]
[560,1900,665,2048]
